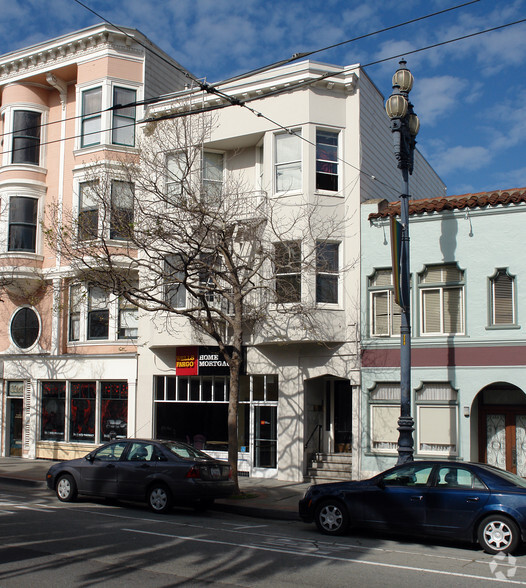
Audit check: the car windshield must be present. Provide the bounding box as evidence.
[163,441,210,460]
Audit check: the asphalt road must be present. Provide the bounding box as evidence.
[0,481,525,587]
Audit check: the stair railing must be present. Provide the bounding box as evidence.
[304,424,322,453]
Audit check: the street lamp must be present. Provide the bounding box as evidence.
[385,59,420,465]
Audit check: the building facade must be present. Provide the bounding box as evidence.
[360,189,526,479]
[0,25,191,460]
[138,60,445,481]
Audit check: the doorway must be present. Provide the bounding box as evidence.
[477,383,526,476]
[8,398,23,457]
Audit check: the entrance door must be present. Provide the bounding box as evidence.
[334,380,352,452]
[9,398,23,457]
[481,409,526,476]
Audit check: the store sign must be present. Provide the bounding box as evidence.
[175,346,243,376]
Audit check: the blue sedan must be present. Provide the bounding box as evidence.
[299,461,526,554]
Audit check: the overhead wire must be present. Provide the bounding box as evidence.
[4,4,525,197]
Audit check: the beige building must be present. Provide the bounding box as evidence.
[138,60,446,481]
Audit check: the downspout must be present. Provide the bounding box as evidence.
[46,74,67,356]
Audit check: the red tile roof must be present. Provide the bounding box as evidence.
[367,188,526,220]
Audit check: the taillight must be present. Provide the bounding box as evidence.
[185,465,201,479]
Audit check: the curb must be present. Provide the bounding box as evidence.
[213,501,300,521]
[0,476,46,488]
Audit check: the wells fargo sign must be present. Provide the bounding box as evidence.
[175,346,243,376]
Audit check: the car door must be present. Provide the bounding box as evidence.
[354,463,434,531]
[424,465,490,537]
[80,441,128,496]
[116,441,159,500]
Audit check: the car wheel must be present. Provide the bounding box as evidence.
[148,484,172,514]
[314,499,349,535]
[56,474,77,502]
[477,514,520,554]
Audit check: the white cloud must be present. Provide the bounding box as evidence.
[432,144,492,176]
[411,75,467,126]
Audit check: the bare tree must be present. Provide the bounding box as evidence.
[45,112,348,491]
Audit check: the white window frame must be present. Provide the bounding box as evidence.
[202,150,224,206]
[419,264,465,336]
[67,282,137,344]
[76,80,141,151]
[275,130,302,193]
[315,240,340,305]
[315,128,339,193]
[1,104,47,168]
[274,240,302,304]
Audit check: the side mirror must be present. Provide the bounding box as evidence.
[85,453,95,463]
[377,478,385,489]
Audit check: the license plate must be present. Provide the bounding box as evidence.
[210,466,220,478]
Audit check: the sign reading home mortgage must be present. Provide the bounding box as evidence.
[175,346,239,376]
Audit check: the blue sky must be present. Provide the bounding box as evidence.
[0,0,525,196]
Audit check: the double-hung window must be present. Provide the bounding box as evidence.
[69,284,82,342]
[165,254,187,309]
[78,181,99,241]
[490,269,515,326]
[8,196,38,252]
[275,131,301,192]
[369,269,401,337]
[87,285,109,340]
[316,130,338,191]
[316,241,339,304]
[420,264,464,335]
[274,240,301,303]
[202,152,223,205]
[110,180,134,240]
[12,110,41,165]
[166,152,187,202]
[81,87,102,147]
[112,87,136,146]
[118,296,138,339]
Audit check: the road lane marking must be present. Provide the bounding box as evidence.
[122,527,526,585]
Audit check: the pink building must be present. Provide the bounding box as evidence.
[0,24,191,459]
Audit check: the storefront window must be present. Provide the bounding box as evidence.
[154,374,278,469]
[41,382,65,441]
[101,382,128,441]
[70,382,96,442]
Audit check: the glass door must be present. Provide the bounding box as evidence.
[482,409,526,475]
[253,406,277,468]
[9,398,23,457]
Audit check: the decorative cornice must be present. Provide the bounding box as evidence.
[0,27,143,85]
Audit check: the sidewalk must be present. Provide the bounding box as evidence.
[0,457,310,521]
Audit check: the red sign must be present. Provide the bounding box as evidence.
[175,346,198,375]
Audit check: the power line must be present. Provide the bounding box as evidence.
[217,0,481,86]
[5,12,526,197]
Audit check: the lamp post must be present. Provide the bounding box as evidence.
[385,59,420,465]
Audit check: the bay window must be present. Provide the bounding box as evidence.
[275,131,301,192]
[12,110,41,165]
[274,240,301,303]
[110,180,134,240]
[112,87,136,146]
[8,196,38,252]
[81,87,102,147]
[202,152,223,205]
[87,285,109,340]
[316,241,339,304]
[316,129,338,191]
